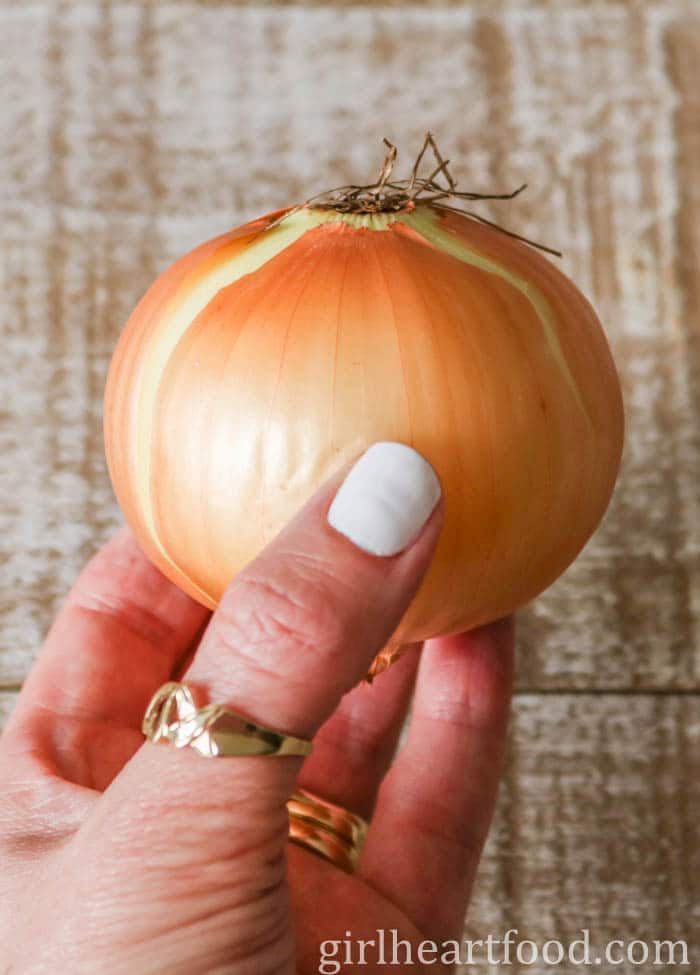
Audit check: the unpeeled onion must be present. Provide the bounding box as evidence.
[104,193,623,663]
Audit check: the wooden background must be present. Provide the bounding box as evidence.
[1,1,698,971]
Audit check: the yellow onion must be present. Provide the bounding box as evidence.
[104,181,623,662]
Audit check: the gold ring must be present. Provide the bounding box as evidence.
[287,787,368,873]
[142,682,313,758]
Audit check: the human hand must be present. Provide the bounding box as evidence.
[0,443,514,974]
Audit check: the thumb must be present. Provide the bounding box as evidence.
[89,441,442,847]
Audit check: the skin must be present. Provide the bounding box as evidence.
[0,469,514,974]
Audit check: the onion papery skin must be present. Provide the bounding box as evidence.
[104,203,623,648]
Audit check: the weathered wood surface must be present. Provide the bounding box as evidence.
[1,1,699,690]
[470,693,700,973]
[0,2,698,972]
[0,693,16,732]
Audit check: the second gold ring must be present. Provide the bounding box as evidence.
[287,787,368,873]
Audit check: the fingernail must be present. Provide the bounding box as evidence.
[327,442,442,557]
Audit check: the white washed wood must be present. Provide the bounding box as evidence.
[2,3,698,689]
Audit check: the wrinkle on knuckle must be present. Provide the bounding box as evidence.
[223,565,352,661]
[275,549,365,601]
[224,636,313,697]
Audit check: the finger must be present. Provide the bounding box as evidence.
[296,643,420,820]
[3,528,209,789]
[106,442,442,823]
[188,446,441,739]
[360,617,514,943]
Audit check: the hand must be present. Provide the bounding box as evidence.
[0,444,514,974]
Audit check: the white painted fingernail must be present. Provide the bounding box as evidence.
[327,442,441,557]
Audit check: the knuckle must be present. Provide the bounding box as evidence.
[220,556,354,663]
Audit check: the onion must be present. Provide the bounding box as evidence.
[104,138,623,671]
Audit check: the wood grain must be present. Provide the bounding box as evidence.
[0,692,16,730]
[1,2,698,690]
[469,693,700,973]
[0,3,698,970]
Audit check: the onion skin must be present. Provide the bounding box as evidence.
[104,203,624,648]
